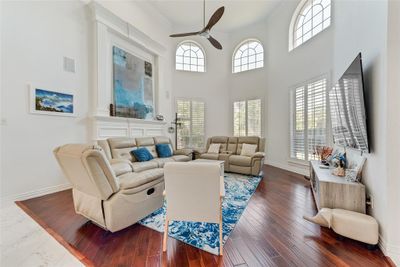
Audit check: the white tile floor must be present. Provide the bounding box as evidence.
[1,204,83,267]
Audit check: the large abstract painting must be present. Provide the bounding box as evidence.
[30,86,75,117]
[113,46,154,119]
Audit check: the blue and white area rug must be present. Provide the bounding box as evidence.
[139,173,262,255]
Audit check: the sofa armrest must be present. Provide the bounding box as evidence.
[251,152,265,159]
[193,148,207,154]
[174,148,193,157]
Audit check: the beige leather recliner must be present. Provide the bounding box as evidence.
[54,144,165,232]
[195,136,265,176]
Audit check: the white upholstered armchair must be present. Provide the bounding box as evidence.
[163,162,225,255]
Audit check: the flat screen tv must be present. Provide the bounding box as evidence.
[329,53,369,152]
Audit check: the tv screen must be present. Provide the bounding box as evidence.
[329,53,369,152]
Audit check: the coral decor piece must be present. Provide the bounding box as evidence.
[313,145,333,162]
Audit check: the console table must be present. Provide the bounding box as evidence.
[309,160,366,214]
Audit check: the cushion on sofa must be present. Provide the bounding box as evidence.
[229,155,252,166]
[135,137,158,158]
[156,143,172,158]
[118,168,164,189]
[131,147,154,162]
[131,161,158,172]
[237,136,259,155]
[208,143,220,154]
[172,155,191,162]
[240,143,257,157]
[208,136,228,152]
[108,137,137,161]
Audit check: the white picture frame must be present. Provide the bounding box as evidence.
[29,84,76,117]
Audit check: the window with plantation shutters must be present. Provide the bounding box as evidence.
[290,78,327,161]
[176,99,205,149]
[233,99,262,137]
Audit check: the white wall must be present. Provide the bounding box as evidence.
[171,30,231,138]
[227,0,399,263]
[1,1,90,204]
[331,0,400,262]
[0,0,175,204]
[385,0,400,264]
[228,1,333,175]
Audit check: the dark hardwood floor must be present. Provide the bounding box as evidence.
[17,165,394,267]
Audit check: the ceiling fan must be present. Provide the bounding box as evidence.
[169,0,225,50]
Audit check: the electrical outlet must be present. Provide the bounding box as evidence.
[367,194,374,209]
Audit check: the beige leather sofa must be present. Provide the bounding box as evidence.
[195,136,265,176]
[54,144,165,232]
[54,136,192,232]
[97,136,192,176]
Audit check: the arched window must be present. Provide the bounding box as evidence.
[176,41,205,72]
[232,39,264,73]
[289,0,331,51]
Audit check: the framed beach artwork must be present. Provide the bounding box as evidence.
[29,85,76,117]
[112,46,155,120]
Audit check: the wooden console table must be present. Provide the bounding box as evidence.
[309,160,366,214]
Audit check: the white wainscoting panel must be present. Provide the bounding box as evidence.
[93,116,167,140]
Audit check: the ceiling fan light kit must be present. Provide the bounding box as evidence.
[169,0,224,50]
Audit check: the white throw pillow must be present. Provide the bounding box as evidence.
[208,143,221,154]
[241,143,257,157]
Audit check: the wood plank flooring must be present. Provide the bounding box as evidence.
[17,165,394,267]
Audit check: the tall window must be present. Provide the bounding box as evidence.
[176,99,205,149]
[233,39,264,73]
[233,99,262,137]
[290,78,327,161]
[176,41,205,72]
[289,0,331,51]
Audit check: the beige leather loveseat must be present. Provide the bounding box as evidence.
[54,136,192,232]
[195,136,265,176]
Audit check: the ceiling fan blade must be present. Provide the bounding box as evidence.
[207,35,222,50]
[169,31,200,37]
[205,6,225,31]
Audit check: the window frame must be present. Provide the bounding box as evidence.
[288,0,332,51]
[232,98,263,137]
[289,75,331,165]
[232,39,264,74]
[175,98,206,149]
[175,40,206,73]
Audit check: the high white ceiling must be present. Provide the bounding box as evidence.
[147,0,282,33]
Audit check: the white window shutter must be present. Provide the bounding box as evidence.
[247,99,262,136]
[291,86,306,160]
[290,78,327,161]
[307,79,327,160]
[233,101,246,136]
[176,99,205,149]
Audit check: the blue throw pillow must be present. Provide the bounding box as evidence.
[156,144,172,158]
[131,147,154,162]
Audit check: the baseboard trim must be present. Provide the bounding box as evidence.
[1,183,72,208]
[379,235,400,266]
[265,159,309,176]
